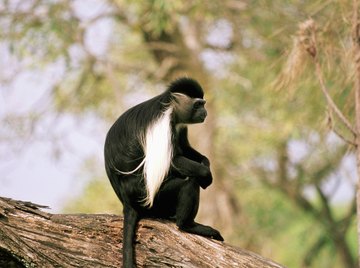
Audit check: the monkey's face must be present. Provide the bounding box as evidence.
[172,93,207,124]
[190,99,207,123]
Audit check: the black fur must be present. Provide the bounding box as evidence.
[104,77,223,268]
[168,77,204,98]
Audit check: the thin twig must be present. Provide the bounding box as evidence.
[313,59,357,136]
[299,20,358,137]
[327,110,357,146]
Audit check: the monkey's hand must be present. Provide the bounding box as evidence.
[172,156,212,188]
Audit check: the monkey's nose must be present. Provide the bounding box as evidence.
[201,111,207,121]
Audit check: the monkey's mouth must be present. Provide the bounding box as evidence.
[198,115,207,123]
[200,111,207,122]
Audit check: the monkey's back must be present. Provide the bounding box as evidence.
[104,92,174,204]
[105,94,170,167]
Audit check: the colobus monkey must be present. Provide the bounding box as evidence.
[104,77,223,268]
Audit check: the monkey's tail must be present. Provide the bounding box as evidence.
[122,206,139,268]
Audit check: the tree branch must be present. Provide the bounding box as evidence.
[315,184,334,224]
[302,235,328,267]
[0,197,284,268]
[298,20,357,137]
[313,59,357,137]
[326,110,357,146]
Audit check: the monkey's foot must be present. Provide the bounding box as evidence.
[179,222,224,241]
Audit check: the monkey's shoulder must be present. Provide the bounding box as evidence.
[117,94,169,125]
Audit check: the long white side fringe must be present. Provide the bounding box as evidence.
[112,107,173,207]
[142,107,173,207]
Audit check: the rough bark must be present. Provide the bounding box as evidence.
[353,0,360,265]
[0,196,284,268]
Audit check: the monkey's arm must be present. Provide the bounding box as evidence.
[172,156,212,189]
[178,127,210,167]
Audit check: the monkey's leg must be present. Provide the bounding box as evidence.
[175,178,224,241]
[123,205,139,268]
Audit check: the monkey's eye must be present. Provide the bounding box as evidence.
[193,99,206,109]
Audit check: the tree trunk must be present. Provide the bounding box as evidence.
[353,0,360,264]
[0,196,284,268]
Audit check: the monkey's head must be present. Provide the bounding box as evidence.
[169,78,207,124]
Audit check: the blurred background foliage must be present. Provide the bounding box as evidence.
[0,0,358,267]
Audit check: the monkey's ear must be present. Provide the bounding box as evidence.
[171,92,187,98]
[171,92,188,104]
